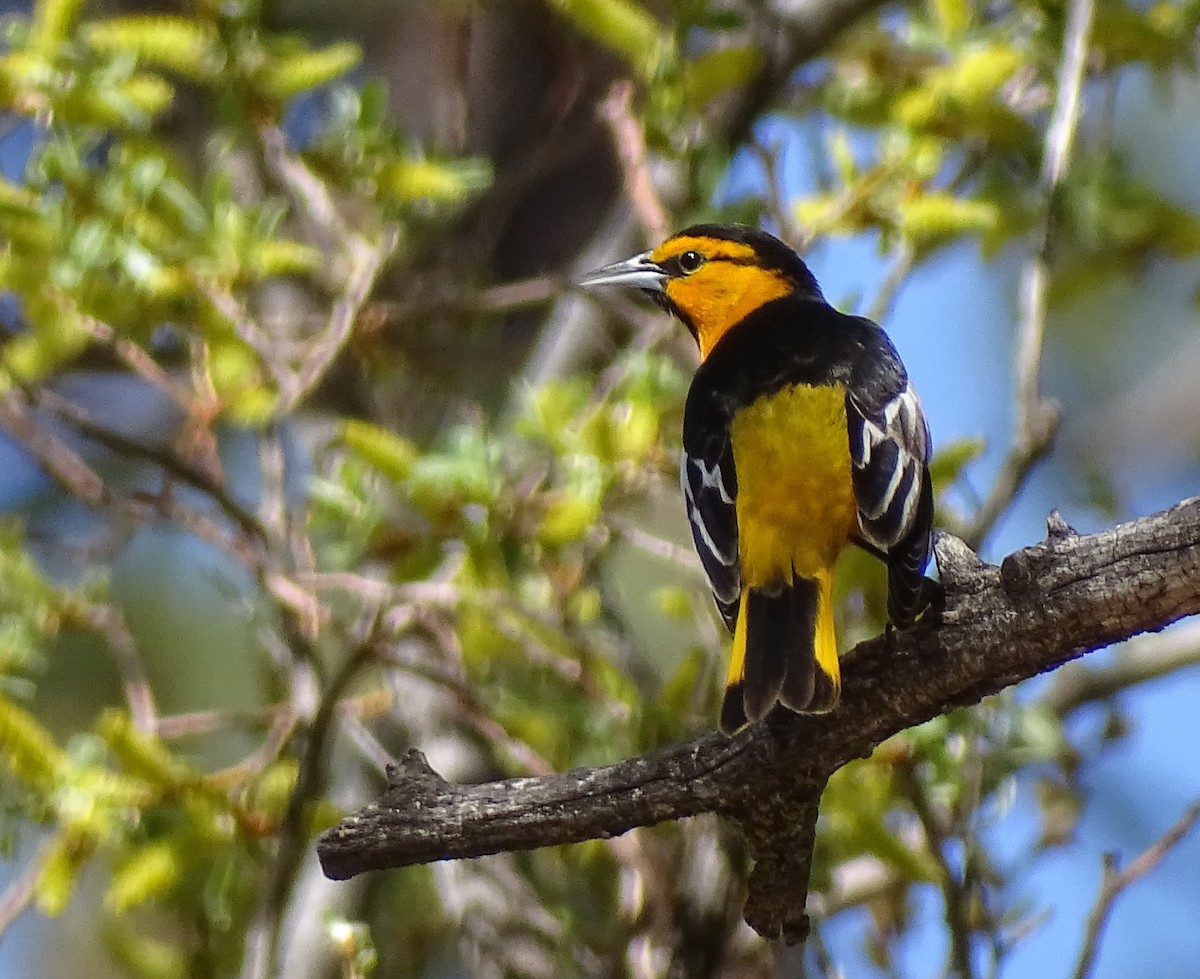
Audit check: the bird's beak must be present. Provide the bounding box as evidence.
[579,251,667,292]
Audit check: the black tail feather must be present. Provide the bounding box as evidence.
[720,577,824,733]
[742,586,791,723]
[719,682,748,735]
[778,578,819,711]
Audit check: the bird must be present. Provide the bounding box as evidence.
[581,224,934,735]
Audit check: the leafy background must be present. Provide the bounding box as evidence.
[1,0,1199,977]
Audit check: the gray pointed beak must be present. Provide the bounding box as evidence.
[579,251,667,291]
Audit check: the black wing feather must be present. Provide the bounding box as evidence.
[679,432,740,633]
[845,318,934,626]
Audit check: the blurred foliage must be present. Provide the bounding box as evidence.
[0,0,1197,977]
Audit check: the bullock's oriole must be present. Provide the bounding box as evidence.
[582,224,934,734]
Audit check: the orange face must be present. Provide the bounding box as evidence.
[649,235,793,360]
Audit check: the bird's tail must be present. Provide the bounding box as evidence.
[720,570,841,735]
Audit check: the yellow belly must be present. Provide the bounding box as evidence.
[729,383,858,587]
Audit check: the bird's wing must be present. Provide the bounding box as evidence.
[844,324,934,626]
[679,430,741,634]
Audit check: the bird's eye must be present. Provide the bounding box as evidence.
[677,250,705,274]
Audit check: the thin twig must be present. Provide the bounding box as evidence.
[807,856,902,920]
[1,388,250,562]
[0,388,109,506]
[610,517,700,569]
[1071,797,1200,979]
[71,602,157,734]
[199,281,278,376]
[965,0,1094,549]
[279,224,400,417]
[0,844,51,939]
[155,690,391,742]
[338,711,395,773]
[258,126,401,417]
[240,640,374,979]
[1040,620,1200,716]
[598,80,669,244]
[74,313,193,409]
[27,384,268,542]
[865,242,917,325]
[747,138,802,246]
[896,758,976,979]
[208,709,299,790]
[156,705,285,739]
[473,276,562,312]
[259,125,354,247]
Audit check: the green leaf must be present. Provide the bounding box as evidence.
[0,175,41,216]
[255,41,361,101]
[928,437,985,488]
[31,0,85,54]
[653,586,692,620]
[681,46,760,106]
[97,710,192,788]
[896,192,1000,248]
[83,16,224,81]
[381,156,492,205]
[105,923,188,979]
[548,0,671,79]
[106,841,181,913]
[538,494,601,546]
[927,0,970,40]
[341,420,419,482]
[36,831,90,916]
[2,304,91,382]
[112,73,175,119]
[245,237,322,278]
[0,695,67,792]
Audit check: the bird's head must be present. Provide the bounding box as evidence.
[580,224,822,360]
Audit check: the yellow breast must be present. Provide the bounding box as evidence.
[729,383,859,587]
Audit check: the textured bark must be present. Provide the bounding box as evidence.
[318,498,1200,942]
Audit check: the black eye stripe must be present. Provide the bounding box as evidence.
[666,251,780,277]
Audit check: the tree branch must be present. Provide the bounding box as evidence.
[965,0,1095,549]
[896,757,977,979]
[318,497,1200,942]
[722,0,892,149]
[1070,796,1200,979]
[1041,618,1200,716]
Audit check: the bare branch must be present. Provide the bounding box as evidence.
[74,313,193,410]
[598,80,669,244]
[1041,619,1200,716]
[896,758,976,979]
[0,844,51,939]
[0,389,110,507]
[1071,797,1200,979]
[722,0,892,147]
[71,602,157,734]
[26,384,268,542]
[276,222,399,417]
[319,497,1200,942]
[965,0,1095,549]
[865,242,917,325]
[747,138,802,247]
